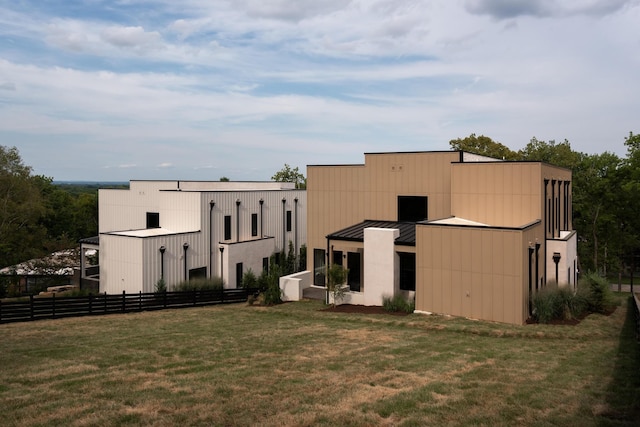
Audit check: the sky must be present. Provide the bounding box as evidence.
[1,0,639,182]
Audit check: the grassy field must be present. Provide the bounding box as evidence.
[1,296,639,426]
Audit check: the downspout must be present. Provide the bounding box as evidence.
[209,201,215,278]
[294,197,299,258]
[282,198,286,255]
[236,199,241,243]
[326,237,330,304]
[259,198,264,237]
[528,246,534,316]
[535,242,541,290]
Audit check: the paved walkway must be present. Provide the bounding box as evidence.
[609,284,639,293]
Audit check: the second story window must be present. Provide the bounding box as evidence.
[224,215,232,240]
[146,212,160,228]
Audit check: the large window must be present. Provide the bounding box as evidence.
[224,215,232,240]
[189,267,207,281]
[399,252,416,291]
[398,196,428,222]
[347,252,361,292]
[146,212,160,229]
[236,263,243,288]
[314,249,326,286]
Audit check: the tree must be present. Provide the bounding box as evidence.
[219,176,230,182]
[327,264,349,307]
[519,137,582,169]
[0,146,47,267]
[272,164,306,189]
[449,134,519,160]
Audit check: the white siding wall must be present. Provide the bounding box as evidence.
[161,192,201,233]
[100,234,143,294]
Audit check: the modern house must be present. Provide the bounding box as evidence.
[306,151,577,325]
[85,180,306,294]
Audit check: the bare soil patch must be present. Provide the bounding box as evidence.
[320,304,409,316]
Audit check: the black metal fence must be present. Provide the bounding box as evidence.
[0,288,259,324]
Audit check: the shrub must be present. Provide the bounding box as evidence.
[327,264,349,306]
[383,294,415,314]
[532,283,576,324]
[241,269,257,289]
[579,272,614,314]
[154,278,167,293]
[262,265,283,305]
[174,277,224,292]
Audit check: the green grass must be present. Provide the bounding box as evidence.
[1,295,639,426]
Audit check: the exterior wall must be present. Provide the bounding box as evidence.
[546,231,578,288]
[307,151,460,273]
[451,162,541,227]
[220,237,276,289]
[416,225,530,325]
[99,181,178,233]
[363,228,399,306]
[280,271,312,302]
[100,234,144,294]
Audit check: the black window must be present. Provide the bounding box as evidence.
[236,263,243,288]
[286,210,292,231]
[333,250,343,266]
[314,249,326,286]
[189,267,207,281]
[224,215,232,240]
[146,212,160,228]
[263,257,269,272]
[251,213,258,237]
[399,253,416,291]
[398,196,428,222]
[347,252,361,292]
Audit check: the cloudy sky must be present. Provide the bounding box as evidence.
[1,0,638,181]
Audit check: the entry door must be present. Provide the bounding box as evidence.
[347,252,361,292]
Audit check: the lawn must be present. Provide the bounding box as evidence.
[1,295,639,426]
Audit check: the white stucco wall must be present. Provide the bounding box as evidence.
[546,231,578,288]
[220,237,276,288]
[280,271,312,301]
[363,227,399,306]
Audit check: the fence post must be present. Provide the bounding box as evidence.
[122,290,126,312]
[163,290,167,308]
[30,294,34,320]
[193,289,197,306]
[104,292,107,314]
[89,293,92,314]
[139,291,142,312]
[52,292,56,319]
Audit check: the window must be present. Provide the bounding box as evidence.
[236,263,243,288]
[251,213,258,237]
[398,196,428,222]
[189,267,207,281]
[286,210,292,231]
[314,249,326,286]
[263,257,269,272]
[333,250,343,266]
[347,252,361,292]
[224,215,232,240]
[399,253,416,291]
[146,212,160,229]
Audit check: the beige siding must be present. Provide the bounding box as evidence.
[416,225,531,325]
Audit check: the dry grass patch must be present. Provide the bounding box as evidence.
[1,296,639,426]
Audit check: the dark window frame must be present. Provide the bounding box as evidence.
[146,212,160,229]
[224,215,232,240]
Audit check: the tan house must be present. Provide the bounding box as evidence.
[306,151,577,325]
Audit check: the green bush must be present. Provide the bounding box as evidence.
[154,278,167,293]
[174,277,224,292]
[532,283,577,324]
[241,269,257,289]
[382,294,415,314]
[262,265,283,305]
[579,272,614,314]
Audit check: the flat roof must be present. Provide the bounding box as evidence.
[327,220,416,246]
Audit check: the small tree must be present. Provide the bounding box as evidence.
[271,164,306,189]
[327,264,349,307]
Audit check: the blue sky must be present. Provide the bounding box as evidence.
[1,0,639,181]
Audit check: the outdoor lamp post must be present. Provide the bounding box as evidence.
[553,252,562,284]
[159,246,166,280]
[183,243,189,281]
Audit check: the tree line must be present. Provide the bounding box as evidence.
[0,146,99,268]
[450,132,640,277]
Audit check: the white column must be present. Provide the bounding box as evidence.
[364,227,399,306]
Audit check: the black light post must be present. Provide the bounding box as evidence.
[159,246,166,280]
[183,243,189,281]
[282,198,286,255]
[553,252,561,284]
[259,198,264,237]
[236,199,241,242]
[219,246,225,283]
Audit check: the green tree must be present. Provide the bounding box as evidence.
[518,137,582,169]
[327,264,349,307]
[619,132,640,287]
[0,146,47,267]
[272,164,306,189]
[219,176,230,182]
[449,134,519,160]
